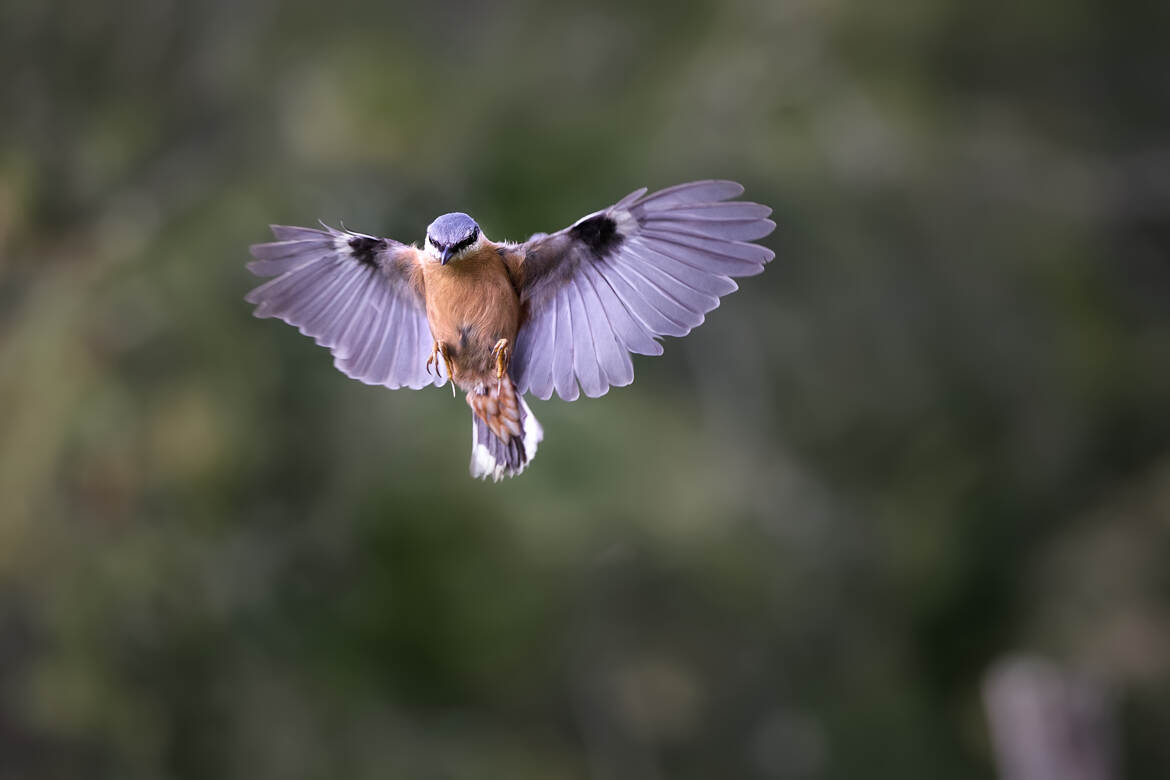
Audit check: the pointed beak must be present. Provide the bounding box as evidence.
[440,246,454,265]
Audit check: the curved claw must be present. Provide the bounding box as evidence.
[426,341,441,379]
[426,341,456,396]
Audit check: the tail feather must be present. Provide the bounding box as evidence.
[468,377,542,481]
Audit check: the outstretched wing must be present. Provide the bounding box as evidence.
[246,224,444,389]
[508,180,775,401]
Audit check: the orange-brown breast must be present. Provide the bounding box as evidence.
[420,244,520,387]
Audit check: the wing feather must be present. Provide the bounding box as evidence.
[635,180,745,209]
[636,235,771,274]
[509,181,774,400]
[638,229,774,262]
[523,297,559,399]
[625,240,739,296]
[368,294,403,384]
[315,268,372,350]
[567,280,605,397]
[629,254,720,315]
[246,225,440,390]
[579,263,663,356]
[511,321,538,395]
[270,225,333,241]
[337,285,391,379]
[647,202,772,220]
[552,291,579,401]
[330,270,380,358]
[247,242,329,276]
[576,267,635,387]
[643,217,776,242]
[604,259,695,335]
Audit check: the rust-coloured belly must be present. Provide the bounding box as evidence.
[421,248,520,387]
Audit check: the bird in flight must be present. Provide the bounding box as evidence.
[246,180,775,480]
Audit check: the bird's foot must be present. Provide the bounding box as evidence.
[426,341,458,397]
[490,338,510,392]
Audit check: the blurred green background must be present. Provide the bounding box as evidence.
[3,0,1170,777]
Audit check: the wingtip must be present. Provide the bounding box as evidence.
[615,186,650,211]
[267,223,305,238]
[695,179,746,199]
[714,178,746,195]
[247,241,290,260]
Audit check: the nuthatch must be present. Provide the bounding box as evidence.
[247,181,775,480]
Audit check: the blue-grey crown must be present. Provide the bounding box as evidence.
[427,212,479,251]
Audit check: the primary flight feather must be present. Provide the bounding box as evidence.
[246,180,775,480]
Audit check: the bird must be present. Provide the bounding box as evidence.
[245,180,775,480]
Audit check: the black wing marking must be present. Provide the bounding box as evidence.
[246,224,444,389]
[510,181,775,401]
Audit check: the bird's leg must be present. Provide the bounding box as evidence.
[490,338,510,393]
[426,340,458,397]
[426,340,441,378]
[442,344,457,398]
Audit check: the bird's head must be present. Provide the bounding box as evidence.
[425,212,481,265]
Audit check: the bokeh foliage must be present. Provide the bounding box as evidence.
[2,0,1169,778]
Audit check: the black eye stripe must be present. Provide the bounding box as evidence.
[429,226,477,255]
